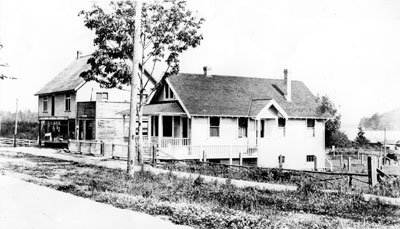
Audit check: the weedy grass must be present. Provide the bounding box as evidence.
[2,154,400,228]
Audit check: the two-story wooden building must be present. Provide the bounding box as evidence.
[35,55,156,147]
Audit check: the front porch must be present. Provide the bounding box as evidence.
[122,102,259,161]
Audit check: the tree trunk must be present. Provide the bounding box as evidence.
[127,0,142,175]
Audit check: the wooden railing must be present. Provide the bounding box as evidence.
[68,140,152,160]
[0,138,36,147]
[158,144,258,160]
[160,137,191,148]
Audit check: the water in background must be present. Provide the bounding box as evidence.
[342,128,400,143]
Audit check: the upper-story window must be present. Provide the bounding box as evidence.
[96,92,108,101]
[43,97,48,112]
[238,117,248,138]
[165,84,174,99]
[307,119,315,137]
[278,118,286,137]
[65,94,71,111]
[209,117,220,137]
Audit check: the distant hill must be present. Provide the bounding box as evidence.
[359,108,400,130]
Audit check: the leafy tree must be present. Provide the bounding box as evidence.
[79,0,204,160]
[354,126,370,146]
[317,96,350,148]
[0,43,17,80]
[0,43,9,79]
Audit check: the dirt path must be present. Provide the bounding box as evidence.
[0,175,191,229]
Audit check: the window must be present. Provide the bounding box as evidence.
[96,92,108,101]
[165,84,174,99]
[278,118,286,137]
[65,94,71,111]
[43,97,48,112]
[238,117,248,138]
[306,155,315,162]
[307,119,315,128]
[307,119,315,137]
[260,120,265,138]
[278,118,286,127]
[210,117,220,137]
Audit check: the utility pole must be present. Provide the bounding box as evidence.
[384,127,387,157]
[13,98,18,147]
[127,0,142,175]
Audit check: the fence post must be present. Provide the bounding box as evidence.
[111,144,115,158]
[348,175,353,187]
[152,145,156,166]
[361,154,364,165]
[378,157,383,169]
[368,156,378,186]
[239,152,243,166]
[202,151,206,163]
[340,155,343,170]
[314,156,318,171]
[100,141,104,156]
[347,157,351,172]
[229,145,233,165]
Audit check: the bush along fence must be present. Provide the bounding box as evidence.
[67,140,398,191]
[154,147,400,194]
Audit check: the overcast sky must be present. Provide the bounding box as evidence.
[1,0,400,128]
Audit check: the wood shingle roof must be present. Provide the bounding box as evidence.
[35,56,90,95]
[166,73,331,119]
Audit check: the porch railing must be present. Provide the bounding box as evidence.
[157,144,258,160]
[159,137,191,148]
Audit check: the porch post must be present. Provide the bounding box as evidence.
[158,114,163,148]
[148,116,152,144]
[83,120,87,140]
[38,120,42,147]
[256,119,261,147]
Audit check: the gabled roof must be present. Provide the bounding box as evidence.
[161,73,331,119]
[35,56,90,95]
[118,102,185,116]
[248,99,288,119]
[35,55,158,96]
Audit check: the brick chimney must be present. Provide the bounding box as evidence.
[284,69,291,102]
[203,66,212,77]
[76,50,82,60]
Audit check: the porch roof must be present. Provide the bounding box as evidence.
[119,102,186,116]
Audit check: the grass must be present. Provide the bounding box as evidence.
[1,153,400,228]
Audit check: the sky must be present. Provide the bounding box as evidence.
[1,0,400,128]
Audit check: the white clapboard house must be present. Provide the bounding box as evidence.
[120,68,331,170]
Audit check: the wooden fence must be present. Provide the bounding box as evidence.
[68,140,152,160]
[0,137,36,147]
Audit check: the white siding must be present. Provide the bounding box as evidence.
[189,114,326,170]
[190,117,255,146]
[76,81,131,103]
[257,119,325,170]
